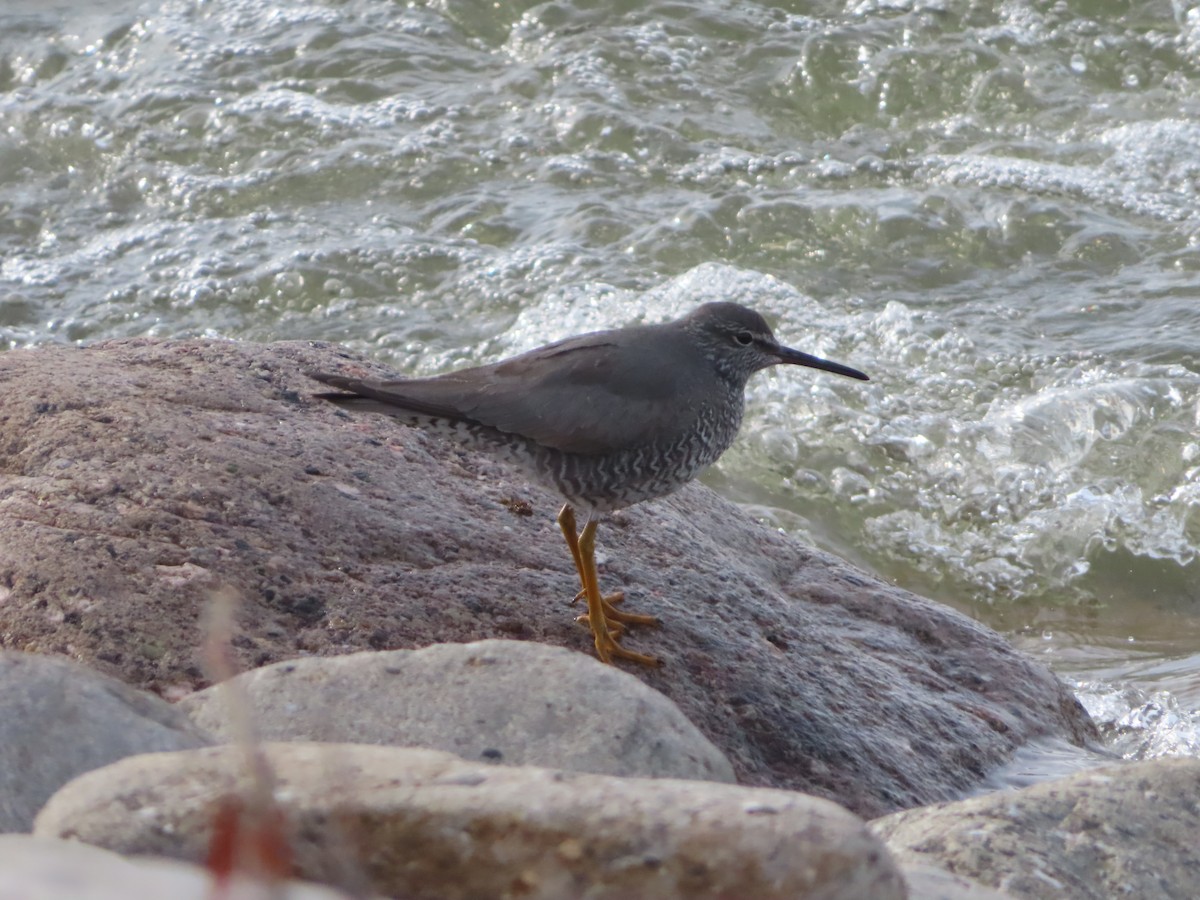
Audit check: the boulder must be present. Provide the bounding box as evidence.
[180,639,735,782]
[873,757,1200,899]
[34,742,905,900]
[0,338,1097,815]
[901,864,1016,899]
[0,834,358,899]
[0,652,210,832]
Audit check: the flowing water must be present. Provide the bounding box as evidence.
[3,0,1199,774]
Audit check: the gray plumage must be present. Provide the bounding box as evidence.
[312,301,868,513]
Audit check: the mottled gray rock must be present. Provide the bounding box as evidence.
[0,652,210,832]
[0,338,1097,815]
[873,757,1200,899]
[901,864,1016,899]
[0,835,358,899]
[35,743,905,900]
[179,640,735,782]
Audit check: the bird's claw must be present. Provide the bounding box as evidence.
[576,602,661,667]
[571,590,659,627]
[571,588,623,606]
[590,625,662,668]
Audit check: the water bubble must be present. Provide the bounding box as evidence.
[273,271,305,298]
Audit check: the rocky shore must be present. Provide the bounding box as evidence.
[1,338,1193,898]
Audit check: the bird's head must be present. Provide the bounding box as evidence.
[681,302,869,387]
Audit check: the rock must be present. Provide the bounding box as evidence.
[0,338,1097,815]
[179,640,735,782]
[0,652,211,833]
[872,757,1200,899]
[0,834,358,899]
[901,864,1016,899]
[34,742,905,900]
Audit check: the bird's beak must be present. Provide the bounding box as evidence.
[774,345,870,381]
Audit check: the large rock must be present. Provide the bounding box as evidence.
[901,864,1015,900]
[0,652,210,832]
[0,338,1097,815]
[179,640,735,782]
[0,835,359,899]
[872,757,1200,899]
[34,743,905,900]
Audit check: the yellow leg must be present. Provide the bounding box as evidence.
[556,505,660,667]
[557,504,588,592]
[558,506,655,623]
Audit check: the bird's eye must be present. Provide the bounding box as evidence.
[734,331,754,346]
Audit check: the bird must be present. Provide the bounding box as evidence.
[311,301,868,667]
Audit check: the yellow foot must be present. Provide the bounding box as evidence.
[591,628,662,668]
[557,503,663,668]
[575,612,624,638]
[576,613,662,666]
[570,589,660,626]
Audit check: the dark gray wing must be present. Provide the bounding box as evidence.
[312,326,717,455]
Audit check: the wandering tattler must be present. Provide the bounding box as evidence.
[312,302,868,666]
